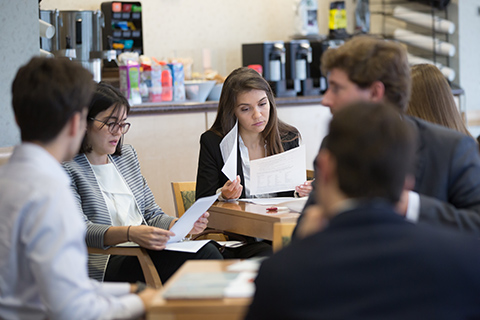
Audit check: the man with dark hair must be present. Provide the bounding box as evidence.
[0,57,156,320]
[246,102,480,319]
[297,36,480,235]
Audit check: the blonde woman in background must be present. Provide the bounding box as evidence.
[407,63,473,138]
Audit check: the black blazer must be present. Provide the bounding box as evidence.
[247,201,480,320]
[296,116,480,235]
[195,130,299,200]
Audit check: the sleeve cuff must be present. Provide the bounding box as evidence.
[216,187,226,201]
[405,191,420,222]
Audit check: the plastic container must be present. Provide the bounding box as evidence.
[149,63,163,102]
[161,66,173,102]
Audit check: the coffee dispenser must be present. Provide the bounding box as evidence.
[40,10,116,82]
[285,40,320,96]
[310,39,344,93]
[242,42,296,97]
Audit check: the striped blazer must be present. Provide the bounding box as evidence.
[63,144,175,281]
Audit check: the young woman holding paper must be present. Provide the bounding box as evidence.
[195,67,312,201]
[63,82,222,284]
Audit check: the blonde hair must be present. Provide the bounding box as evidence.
[407,64,471,137]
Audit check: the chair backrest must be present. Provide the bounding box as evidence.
[0,147,13,167]
[306,169,315,180]
[272,222,297,252]
[171,181,196,217]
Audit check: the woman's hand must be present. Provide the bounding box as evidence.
[221,175,243,199]
[129,225,175,251]
[189,212,209,235]
[295,180,313,197]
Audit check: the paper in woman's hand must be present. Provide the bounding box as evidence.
[167,193,220,243]
[220,120,238,182]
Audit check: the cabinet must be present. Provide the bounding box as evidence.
[101,1,143,58]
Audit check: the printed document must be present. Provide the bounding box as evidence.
[249,145,306,195]
[220,121,238,182]
[168,193,219,243]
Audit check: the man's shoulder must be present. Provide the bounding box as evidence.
[408,115,466,141]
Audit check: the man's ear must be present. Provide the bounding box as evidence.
[68,112,81,138]
[369,80,385,102]
[316,149,336,184]
[403,174,415,191]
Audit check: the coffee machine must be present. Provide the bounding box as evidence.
[40,9,116,82]
[285,40,320,96]
[242,41,296,97]
[309,39,344,93]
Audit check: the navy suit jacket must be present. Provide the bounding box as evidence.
[296,116,480,235]
[247,201,480,320]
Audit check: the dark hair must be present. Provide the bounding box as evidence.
[209,67,299,156]
[324,101,415,203]
[322,36,411,112]
[407,64,472,138]
[11,57,94,143]
[79,82,130,155]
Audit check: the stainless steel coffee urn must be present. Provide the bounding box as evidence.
[40,9,115,82]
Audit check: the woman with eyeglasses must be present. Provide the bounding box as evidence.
[63,82,222,285]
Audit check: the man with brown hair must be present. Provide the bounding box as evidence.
[247,102,480,319]
[0,57,156,320]
[296,36,480,236]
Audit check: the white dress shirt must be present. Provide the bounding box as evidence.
[0,143,144,320]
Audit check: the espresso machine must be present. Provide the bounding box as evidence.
[309,39,344,93]
[242,41,296,97]
[40,9,116,82]
[285,40,320,96]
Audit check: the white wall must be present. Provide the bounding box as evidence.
[455,0,480,137]
[0,0,39,147]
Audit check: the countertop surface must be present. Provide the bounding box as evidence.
[129,95,325,115]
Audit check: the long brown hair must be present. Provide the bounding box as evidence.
[210,67,299,156]
[407,64,472,137]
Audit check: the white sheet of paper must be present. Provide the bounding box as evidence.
[237,197,307,212]
[249,145,306,195]
[220,121,238,182]
[168,193,219,243]
[164,240,211,253]
[237,197,297,206]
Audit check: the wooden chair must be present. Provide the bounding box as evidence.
[88,246,162,289]
[272,222,297,252]
[171,181,197,217]
[306,169,315,180]
[171,181,228,241]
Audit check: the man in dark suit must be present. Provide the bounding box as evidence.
[295,36,480,236]
[246,102,480,320]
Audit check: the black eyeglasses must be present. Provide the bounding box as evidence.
[90,118,131,134]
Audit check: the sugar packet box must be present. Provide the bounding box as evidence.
[168,62,186,101]
[119,62,142,105]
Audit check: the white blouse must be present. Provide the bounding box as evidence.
[91,162,143,227]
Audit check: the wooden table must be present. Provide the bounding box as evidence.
[147,260,250,320]
[207,201,300,240]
